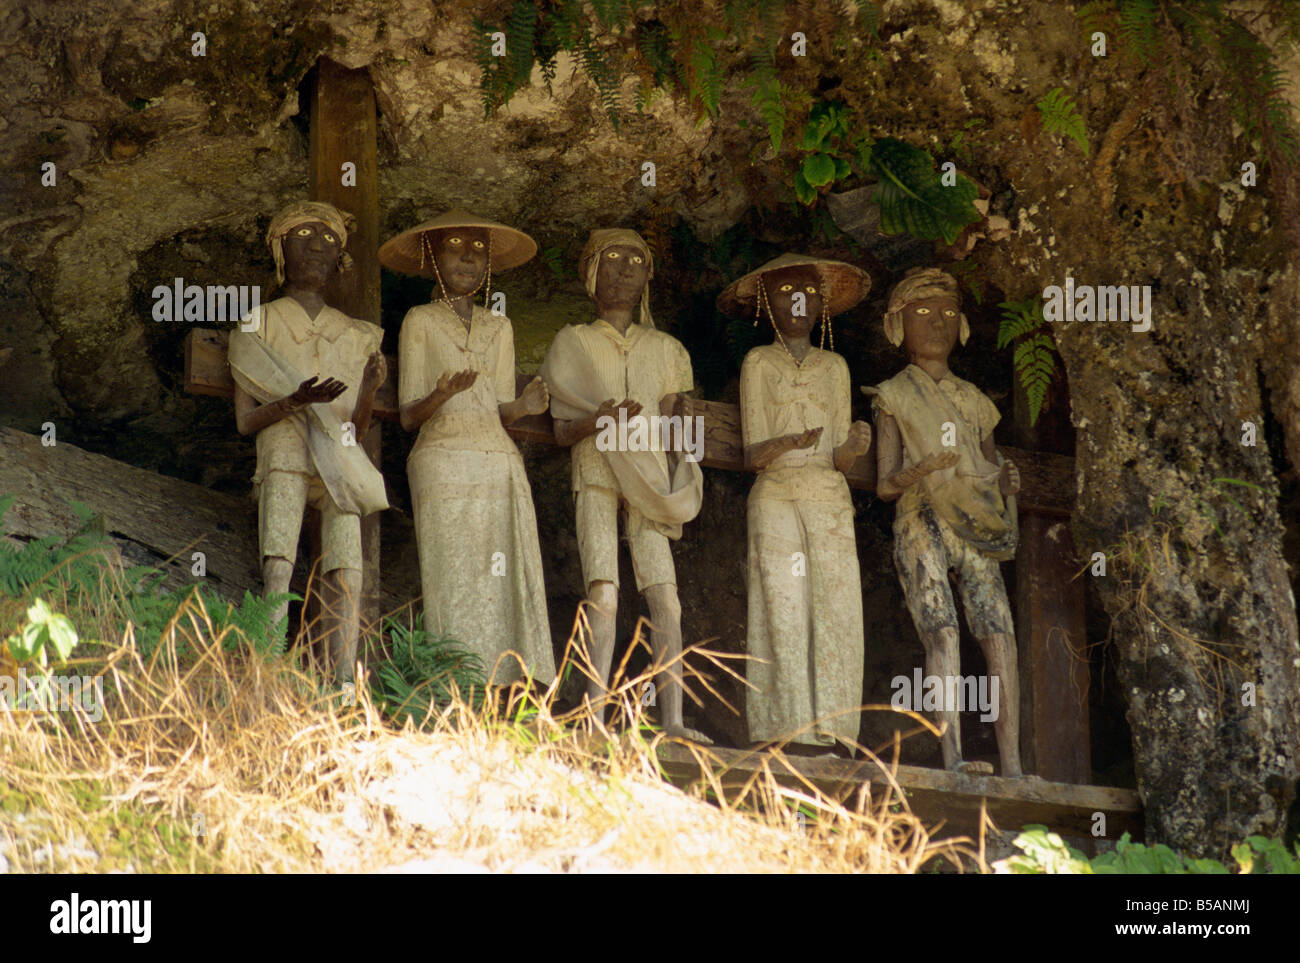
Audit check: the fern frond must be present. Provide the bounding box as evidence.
[850,0,881,37]
[746,41,784,153]
[1076,0,1117,36]
[997,299,1044,349]
[1012,331,1058,426]
[1117,0,1159,63]
[689,37,723,118]
[1036,87,1090,156]
[576,29,624,129]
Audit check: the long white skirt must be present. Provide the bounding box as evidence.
[407,444,555,686]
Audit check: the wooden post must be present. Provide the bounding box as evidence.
[307,57,384,654]
[1016,513,1091,783]
[1013,365,1091,783]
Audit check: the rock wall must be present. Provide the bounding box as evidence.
[3,0,1299,852]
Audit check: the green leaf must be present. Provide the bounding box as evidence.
[46,614,78,661]
[867,137,981,244]
[1231,842,1253,872]
[802,152,837,187]
[793,168,817,205]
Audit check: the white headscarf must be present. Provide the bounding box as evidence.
[266,200,354,286]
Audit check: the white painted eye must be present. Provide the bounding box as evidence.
[295,227,312,237]
[631,255,643,264]
[323,233,336,244]
[606,251,620,258]
[805,286,817,294]
[944,309,957,317]
[915,307,931,315]
[448,236,463,245]
[779,283,794,292]
[472,240,485,249]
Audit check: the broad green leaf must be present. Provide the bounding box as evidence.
[802,152,837,187]
[46,614,78,661]
[868,137,981,243]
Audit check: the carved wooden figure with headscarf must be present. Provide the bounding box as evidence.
[229,200,388,685]
[869,266,1026,777]
[539,229,708,742]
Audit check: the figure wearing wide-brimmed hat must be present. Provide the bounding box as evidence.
[383,209,555,687]
[868,266,1023,777]
[229,200,389,685]
[539,228,707,742]
[720,253,872,750]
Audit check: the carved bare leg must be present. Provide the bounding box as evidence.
[262,556,294,638]
[329,568,362,686]
[583,581,617,707]
[924,625,965,770]
[644,583,710,743]
[979,631,1024,778]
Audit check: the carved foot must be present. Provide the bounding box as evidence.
[665,725,713,745]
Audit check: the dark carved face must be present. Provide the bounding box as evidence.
[762,265,823,341]
[901,295,961,363]
[593,243,650,311]
[429,226,490,297]
[282,220,341,290]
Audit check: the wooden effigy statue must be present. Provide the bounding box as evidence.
[380,210,556,688]
[539,228,708,741]
[869,266,1024,777]
[229,200,388,685]
[719,254,872,751]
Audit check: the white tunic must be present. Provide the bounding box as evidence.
[398,302,555,686]
[740,344,865,746]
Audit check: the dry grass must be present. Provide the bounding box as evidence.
[1,586,978,874]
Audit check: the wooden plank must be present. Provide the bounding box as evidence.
[0,426,422,616]
[184,329,1075,512]
[1017,514,1091,783]
[656,742,1140,840]
[0,426,262,602]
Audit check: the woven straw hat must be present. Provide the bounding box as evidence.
[379,209,537,277]
[716,253,872,318]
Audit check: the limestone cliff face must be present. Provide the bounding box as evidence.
[2,0,1298,855]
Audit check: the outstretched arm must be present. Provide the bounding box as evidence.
[553,398,641,446]
[235,378,346,436]
[400,369,477,433]
[744,428,822,471]
[875,412,958,501]
[500,376,550,427]
[833,421,872,474]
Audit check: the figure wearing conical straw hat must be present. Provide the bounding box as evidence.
[539,228,708,742]
[868,266,1024,777]
[229,200,389,686]
[381,210,555,688]
[718,253,872,750]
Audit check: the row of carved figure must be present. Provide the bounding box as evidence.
[228,201,1026,777]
